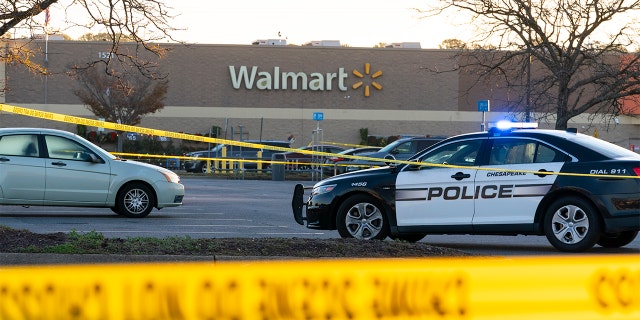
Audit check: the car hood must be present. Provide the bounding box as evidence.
[318,166,394,184]
[112,158,176,175]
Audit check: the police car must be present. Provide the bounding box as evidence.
[292,125,640,252]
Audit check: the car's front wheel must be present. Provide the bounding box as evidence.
[597,230,638,248]
[543,197,600,252]
[116,183,155,218]
[336,194,389,240]
[199,162,209,173]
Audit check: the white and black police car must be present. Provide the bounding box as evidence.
[292,124,640,252]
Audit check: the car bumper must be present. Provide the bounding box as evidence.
[156,182,185,208]
[601,194,640,232]
[291,184,335,230]
[604,197,640,232]
[305,204,335,229]
[183,162,197,172]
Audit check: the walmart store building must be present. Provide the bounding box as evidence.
[2,40,639,150]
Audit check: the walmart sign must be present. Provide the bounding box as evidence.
[229,66,349,91]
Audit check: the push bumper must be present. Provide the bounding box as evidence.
[292,184,337,229]
[292,184,308,225]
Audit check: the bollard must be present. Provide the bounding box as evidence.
[271,153,286,181]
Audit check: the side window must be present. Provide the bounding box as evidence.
[320,146,343,154]
[421,140,482,167]
[394,141,413,154]
[490,139,566,165]
[0,134,39,157]
[328,147,344,154]
[534,143,566,163]
[417,139,440,152]
[490,140,535,165]
[239,147,259,157]
[44,135,95,161]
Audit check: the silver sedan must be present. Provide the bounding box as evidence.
[0,127,184,217]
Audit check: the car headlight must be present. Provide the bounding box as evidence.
[159,169,181,183]
[312,184,336,195]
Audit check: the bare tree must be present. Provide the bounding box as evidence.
[73,66,168,151]
[425,0,640,129]
[0,0,180,77]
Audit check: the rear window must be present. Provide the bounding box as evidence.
[0,134,39,157]
[570,134,640,159]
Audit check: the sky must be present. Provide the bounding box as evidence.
[167,1,472,48]
[45,0,473,49]
[35,0,638,50]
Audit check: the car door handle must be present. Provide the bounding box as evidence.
[0,157,9,162]
[51,161,67,167]
[451,172,471,180]
[536,169,553,178]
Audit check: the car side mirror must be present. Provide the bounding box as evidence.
[405,160,422,171]
[87,153,102,163]
[384,154,396,166]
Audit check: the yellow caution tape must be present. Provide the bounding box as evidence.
[1,256,639,320]
[1,103,638,179]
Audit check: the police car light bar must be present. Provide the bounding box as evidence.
[493,120,539,130]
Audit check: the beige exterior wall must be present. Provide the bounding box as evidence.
[3,40,639,150]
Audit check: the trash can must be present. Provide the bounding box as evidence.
[271,153,286,181]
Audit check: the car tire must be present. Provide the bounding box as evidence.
[336,194,389,240]
[199,162,208,174]
[390,234,426,242]
[597,230,638,248]
[543,196,600,252]
[116,183,155,218]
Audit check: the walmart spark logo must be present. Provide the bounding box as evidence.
[352,63,382,97]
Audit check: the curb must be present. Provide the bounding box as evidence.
[0,253,297,266]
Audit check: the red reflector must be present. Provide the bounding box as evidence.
[634,167,640,176]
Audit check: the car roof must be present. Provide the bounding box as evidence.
[391,136,443,142]
[299,144,344,149]
[243,140,289,144]
[0,127,74,135]
[442,128,640,161]
[339,147,381,154]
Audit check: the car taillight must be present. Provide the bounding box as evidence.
[634,167,640,176]
[328,157,344,162]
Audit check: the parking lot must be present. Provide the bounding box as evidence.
[0,177,638,256]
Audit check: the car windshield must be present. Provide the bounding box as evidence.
[378,140,407,153]
[210,145,224,152]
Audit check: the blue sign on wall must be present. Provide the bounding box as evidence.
[313,112,324,121]
[477,100,490,112]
